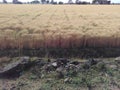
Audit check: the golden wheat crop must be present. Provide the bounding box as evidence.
[0,5,120,49]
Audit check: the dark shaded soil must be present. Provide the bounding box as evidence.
[0,48,120,58]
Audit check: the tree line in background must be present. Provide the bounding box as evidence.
[1,0,115,5]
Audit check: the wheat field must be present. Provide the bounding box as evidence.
[0,5,120,51]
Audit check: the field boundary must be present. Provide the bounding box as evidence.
[0,47,120,58]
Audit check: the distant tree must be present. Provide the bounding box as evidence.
[75,0,90,4]
[16,1,22,4]
[41,0,46,4]
[81,1,90,4]
[13,0,22,4]
[75,0,80,4]
[51,0,54,4]
[13,0,17,3]
[46,0,49,4]
[27,2,30,4]
[68,0,74,4]
[31,0,40,4]
[50,0,57,4]
[92,0,111,4]
[52,2,57,4]
[58,1,64,4]
[3,0,7,3]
